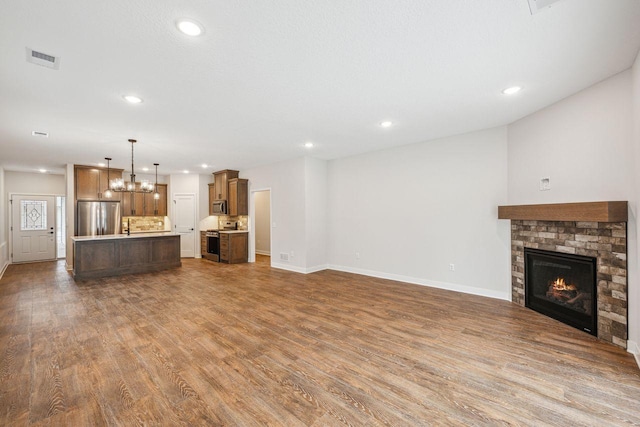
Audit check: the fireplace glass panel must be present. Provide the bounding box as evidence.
[524,248,597,335]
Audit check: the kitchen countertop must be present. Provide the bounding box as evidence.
[218,230,248,234]
[71,232,177,241]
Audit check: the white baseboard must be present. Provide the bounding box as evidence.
[628,340,640,369]
[270,262,328,274]
[65,261,73,271]
[0,261,8,280]
[255,250,271,256]
[326,264,511,301]
[269,261,509,301]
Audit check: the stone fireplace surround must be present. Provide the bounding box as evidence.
[499,202,628,348]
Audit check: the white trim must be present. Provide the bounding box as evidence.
[65,261,72,271]
[271,262,328,274]
[255,250,271,256]
[249,187,272,264]
[628,340,640,369]
[326,264,511,301]
[0,260,8,279]
[270,261,510,299]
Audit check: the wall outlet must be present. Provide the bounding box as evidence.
[290,250,295,258]
[355,252,360,259]
[540,177,551,191]
[449,263,455,271]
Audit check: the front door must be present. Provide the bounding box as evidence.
[11,194,56,263]
[173,194,196,258]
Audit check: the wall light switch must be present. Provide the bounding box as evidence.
[540,177,551,191]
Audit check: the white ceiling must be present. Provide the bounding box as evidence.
[1,0,639,176]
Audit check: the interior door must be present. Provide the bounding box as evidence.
[173,194,196,258]
[11,194,56,263]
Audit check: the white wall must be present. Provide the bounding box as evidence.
[65,164,74,268]
[5,171,66,195]
[244,157,309,272]
[508,69,638,352]
[507,70,634,203]
[254,190,271,255]
[327,127,511,299]
[305,157,328,271]
[2,171,67,267]
[0,167,7,273]
[630,52,640,358]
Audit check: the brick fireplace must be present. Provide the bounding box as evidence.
[499,202,628,348]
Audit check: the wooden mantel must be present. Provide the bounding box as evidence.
[498,201,628,222]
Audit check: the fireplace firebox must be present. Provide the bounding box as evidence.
[524,248,597,335]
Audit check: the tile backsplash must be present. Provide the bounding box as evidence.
[123,216,167,232]
[216,215,248,230]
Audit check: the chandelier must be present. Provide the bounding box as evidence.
[103,139,160,200]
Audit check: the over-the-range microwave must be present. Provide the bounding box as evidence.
[212,200,227,215]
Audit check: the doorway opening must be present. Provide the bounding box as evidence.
[251,189,271,264]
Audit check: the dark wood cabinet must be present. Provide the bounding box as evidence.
[121,183,167,216]
[200,231,207,256]
[120,183,145,216]
[208,183,216,215]
[143,184,168,216]
[73,235,181,279]
[228,178,248,216]
[75,165,123,200]
[211,170,239,201]
[219,232,248,264]
[209,170,248,216]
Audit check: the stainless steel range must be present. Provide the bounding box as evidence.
[205,230,220,262]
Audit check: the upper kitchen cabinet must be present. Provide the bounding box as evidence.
[120,183,144,216]
[143,184,167,216]
[211,169,239,201]
[228,178,248,216]
[122,183,167,216]
[208,183,216,216]
[75,165,123,201]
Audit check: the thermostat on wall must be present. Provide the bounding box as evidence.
[540,177,551,191]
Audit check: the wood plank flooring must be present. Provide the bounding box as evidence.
[1,256,639,426]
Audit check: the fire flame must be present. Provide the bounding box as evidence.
[552,277,577,291]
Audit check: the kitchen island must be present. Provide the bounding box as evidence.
[71,232,181,280]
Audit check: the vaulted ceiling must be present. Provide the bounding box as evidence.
[1,0,639,175]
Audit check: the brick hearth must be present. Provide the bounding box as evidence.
[510,220,627,347]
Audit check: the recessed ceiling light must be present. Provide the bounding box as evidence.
[502,86,522,95]
[304,142,314,148]
[183,170,189,174]
[123,95,143,104]
[176,19,204,36]
[39,169,47,173]
[380,121,393,128]
[142,167,149,172]
[201,164,208,168]
[31,130,49,137]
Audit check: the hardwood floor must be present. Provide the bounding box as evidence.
[1,259,639,426]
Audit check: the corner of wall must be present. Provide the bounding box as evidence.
[628,340,640,369]
[0,166,7,271]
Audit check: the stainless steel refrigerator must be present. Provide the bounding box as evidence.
[76,201,121,236]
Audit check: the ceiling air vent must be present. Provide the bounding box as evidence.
[527,0,562,15]
[26,48,60,70]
